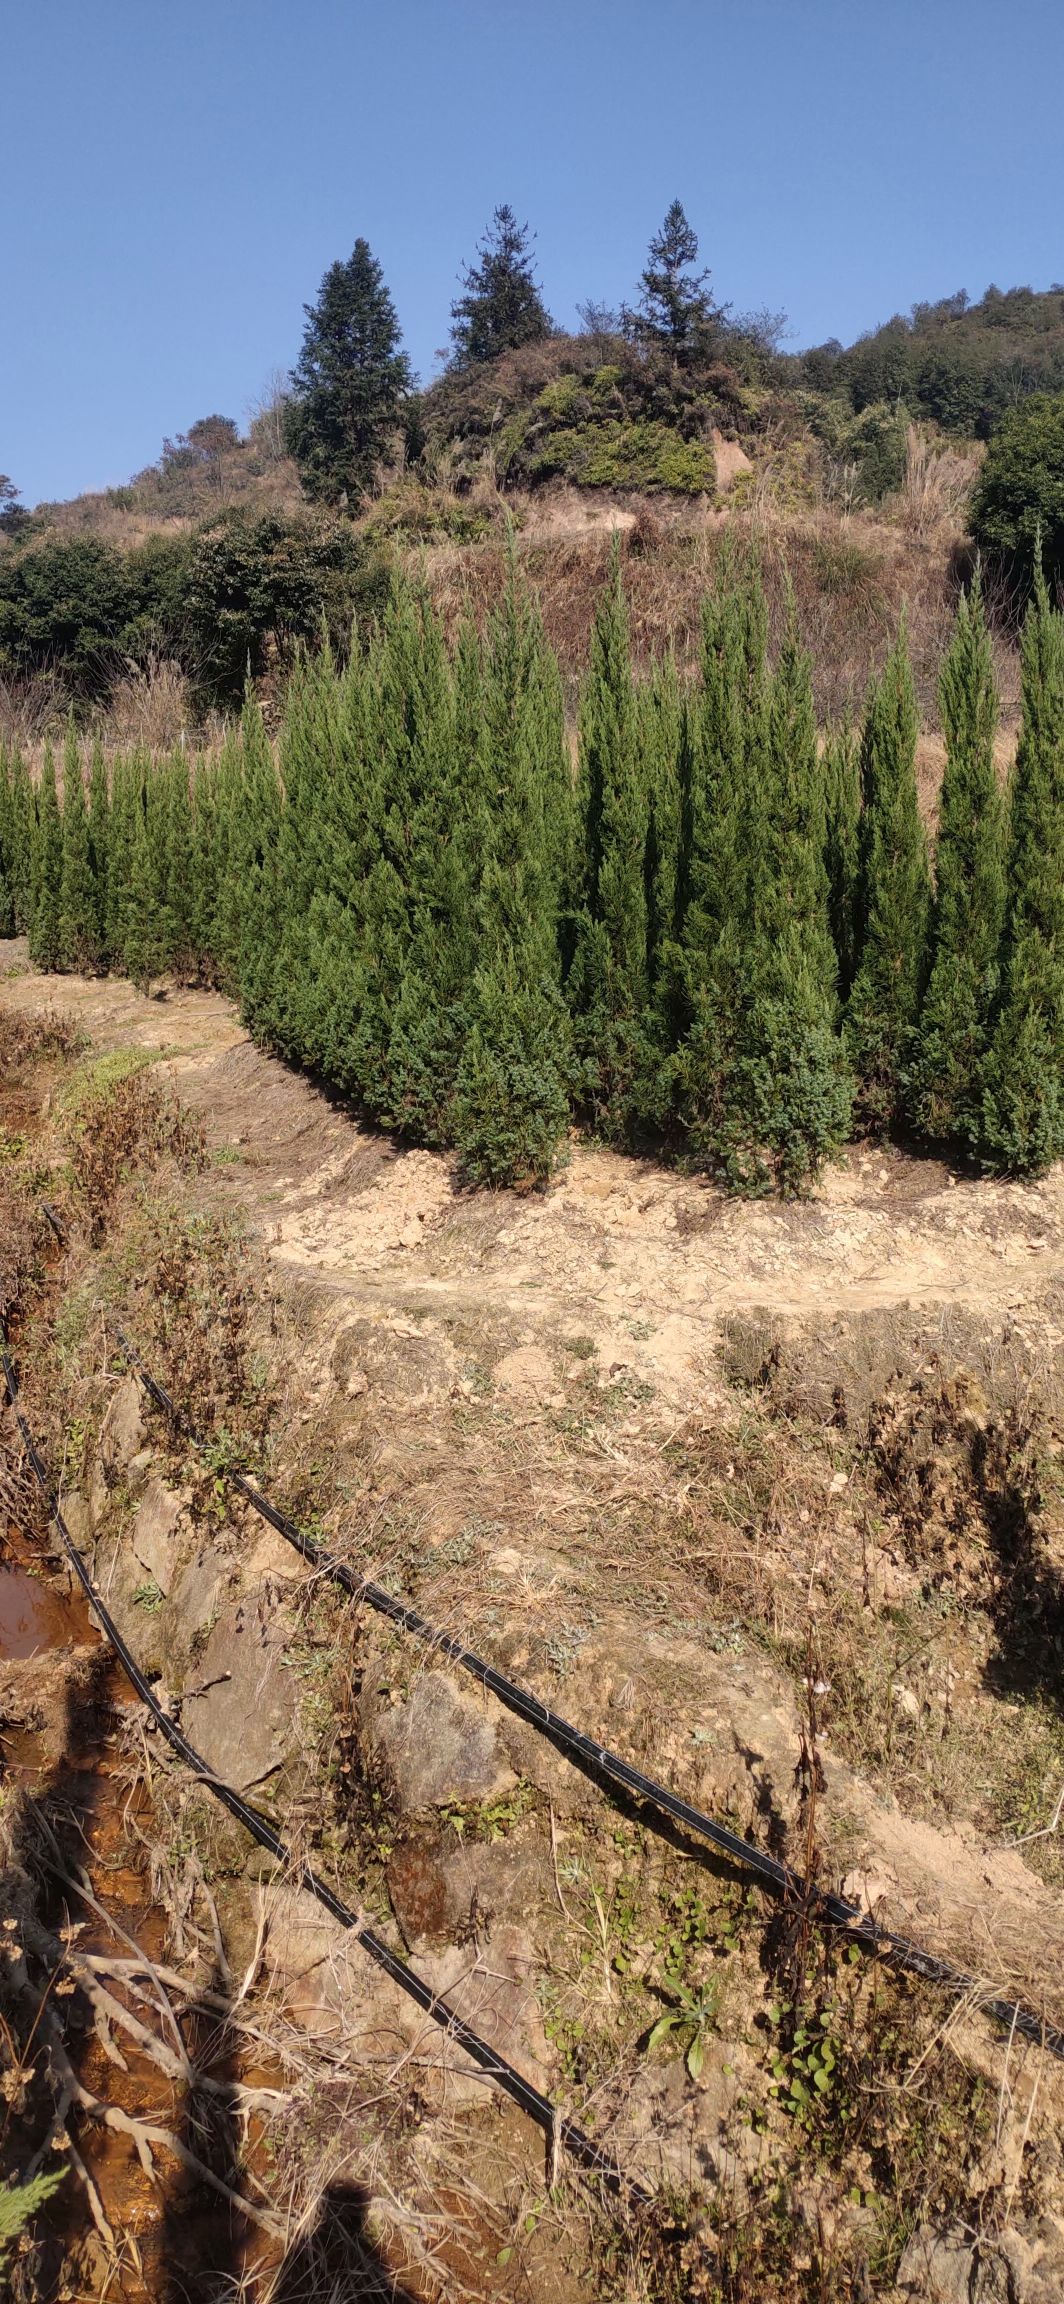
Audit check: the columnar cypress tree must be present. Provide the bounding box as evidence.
[188,752,218,977]
[157,752,196,980]
[722,621,852,1191]
[9,750,36,937]
[335,587,459,1129]
[235,692,282,1030]
[87,740,110,961]
[978,569,1064,1172]
[844,628,931,1131]
[909,575,1005,1145]
[105,751,139,966]
[0,749,14,937]
[628,651,689,1127]
[123,768,168,992]
[304,633,384,1090]
[452,577,571,1184]
[208,727,245,990]
[569,548,651,1136]
[822,721,861,999]
[677,554,770,1156]
[29,747,63,971]
[58,729,101,971]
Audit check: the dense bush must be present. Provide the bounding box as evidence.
[969,393,1064,592]
[4,560,1063,1186]
[0,514,383,711]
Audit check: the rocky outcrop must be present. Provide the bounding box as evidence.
[372,1671,514,1813]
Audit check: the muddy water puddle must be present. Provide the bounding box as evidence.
[0,1534,278,2301]
[0,1561,76,1660]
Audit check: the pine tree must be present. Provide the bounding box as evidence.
[29,747,63,971]
[909,575,1005,1145]
[628,201,717,362]
[822,722,861,999]
[844,628,931,1131]
[978,569,1064,1172]
[568,548,651,1137]
[450,206,552,367]
[58,728,101,970]
[285,239,412,506]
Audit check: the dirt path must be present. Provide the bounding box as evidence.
[5,948,1064,1417]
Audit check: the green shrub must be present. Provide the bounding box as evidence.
[970,392,1064,592]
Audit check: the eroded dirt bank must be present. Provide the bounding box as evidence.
[3,946,1064,2303]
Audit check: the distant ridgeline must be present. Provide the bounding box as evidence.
[2,553,1063,1191]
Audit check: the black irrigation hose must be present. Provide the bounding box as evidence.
[0,1333,645,2202]
[111,1322,1064,2068]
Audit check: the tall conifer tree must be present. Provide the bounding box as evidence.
[979,569,1064,1172]
[909,575,1005,1144]
[0,750,14,938]
[677,553,770,1156]
[29,747,63,972]
[58,729,100,970]
[453,576,571,1184]
[87,740,110,961]
[9,751,35,937]
[569,549,651,1136]
[845,628,931,1130]
[822,722,861,999]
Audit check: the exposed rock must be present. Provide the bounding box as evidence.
[374,1672,514,1812]
[125,1449,154,1492]
[414,1924,549,2104]
[245,1525,302,1583]
[387,1842,449,1947]
[181,1601,299,1790]
[61,1492,93,1549]
[896,2217,1064,2304]
[130,1477,185,1597]
[260,1887,545,2107]
[168,1553,226,1650]
[97,1377,144,1484]
[387,1832,548,1951]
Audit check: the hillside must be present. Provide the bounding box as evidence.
[6,279,1064,743]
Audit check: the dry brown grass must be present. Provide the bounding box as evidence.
[423,493,986,725]
[104,657,195,751]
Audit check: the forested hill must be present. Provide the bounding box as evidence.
[799,283,1064,436]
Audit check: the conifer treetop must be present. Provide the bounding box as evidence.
[449,205,553,368]
[628,200,719,361]
[285,239,412,507]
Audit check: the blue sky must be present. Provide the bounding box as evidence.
[5,0,1064,506]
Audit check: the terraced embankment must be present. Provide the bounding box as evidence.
[3,945,1064,2303]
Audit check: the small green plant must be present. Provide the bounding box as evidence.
[132,1578,165,1613]
[0,2168,68,2272]
[766,1997,847,2125]
[647,1972,722,2080]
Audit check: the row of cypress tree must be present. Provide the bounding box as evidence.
[2,555,1063,1190]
